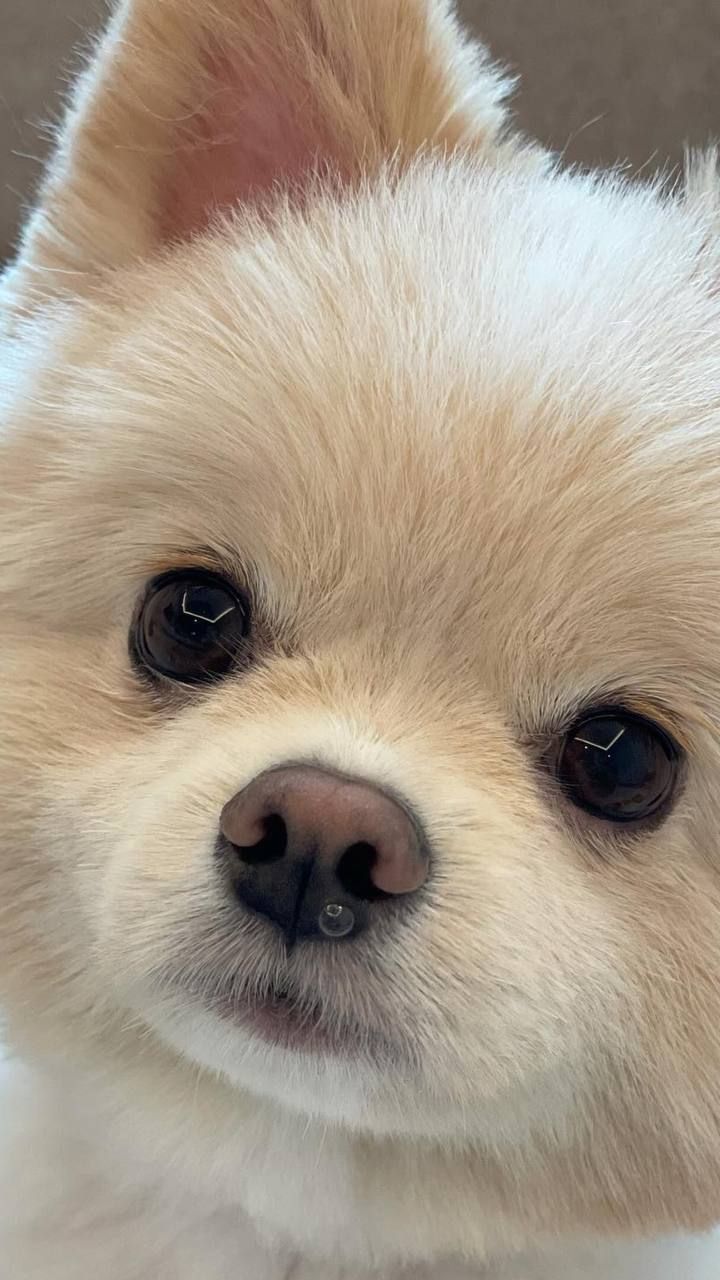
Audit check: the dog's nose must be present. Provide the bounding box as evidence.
[218,766,429,942]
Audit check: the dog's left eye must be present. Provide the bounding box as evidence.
[131,569,250,684]
[556,709,679,823]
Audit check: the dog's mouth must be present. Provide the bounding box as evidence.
[239,988,343,1049]
[204,979,383,1057]
[156,939,404,1062]
[227,984,332,1052]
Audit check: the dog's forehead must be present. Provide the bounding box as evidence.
[101,172,720,577]
[6,164,720,709]
[108,166,720,476]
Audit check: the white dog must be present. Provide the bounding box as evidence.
[2,2,720,1276]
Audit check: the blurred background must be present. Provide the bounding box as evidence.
[1,0,719,262]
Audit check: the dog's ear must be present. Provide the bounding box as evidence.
[7,0,512,308]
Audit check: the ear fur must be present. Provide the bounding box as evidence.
[6,0,514,308]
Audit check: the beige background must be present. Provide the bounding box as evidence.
[1,0,719,262]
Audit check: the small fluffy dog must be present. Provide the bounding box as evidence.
[2,2,720,1276]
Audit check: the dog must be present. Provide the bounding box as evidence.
[2,1,720,1275]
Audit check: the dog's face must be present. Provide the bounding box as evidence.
[3,0,720,1265]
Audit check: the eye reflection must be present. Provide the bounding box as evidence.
[557,710,679,823]
[132,569,250,684]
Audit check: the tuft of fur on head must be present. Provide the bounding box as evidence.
[2,1,720,1276]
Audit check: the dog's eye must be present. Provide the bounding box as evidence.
[132,570,250,684]
[557,710,679,823]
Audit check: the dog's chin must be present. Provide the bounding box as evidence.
[131,966,412,1125]
[141,991,382,1125]
[142,987,560,1145]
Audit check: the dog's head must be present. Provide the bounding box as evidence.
[3,0,720,1268]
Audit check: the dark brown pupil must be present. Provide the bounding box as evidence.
[135,571,248,683]
[558,712,678,822]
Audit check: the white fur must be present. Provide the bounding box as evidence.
[3,1,720,1277]
[1,1048,719,1279]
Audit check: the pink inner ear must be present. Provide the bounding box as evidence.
[161,50,344,242]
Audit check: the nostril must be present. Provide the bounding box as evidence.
[336,842,391,902]
[229,812,288,865]
[220,765,430,941]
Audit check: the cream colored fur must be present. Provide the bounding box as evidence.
[2,1,720,1277]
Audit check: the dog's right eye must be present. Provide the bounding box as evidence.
[131,569,250,685]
